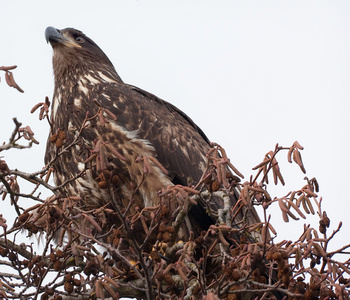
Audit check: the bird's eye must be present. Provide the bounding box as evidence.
[76,37,84,43]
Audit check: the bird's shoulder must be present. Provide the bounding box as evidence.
[93,81,210,145]
[92,81,211,183]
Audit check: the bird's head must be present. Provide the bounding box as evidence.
[45,26,122,83]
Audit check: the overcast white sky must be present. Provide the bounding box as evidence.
[1,0,350,256]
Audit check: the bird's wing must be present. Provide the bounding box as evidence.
[93,82,212,186]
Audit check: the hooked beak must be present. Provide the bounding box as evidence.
[45,26,81,48]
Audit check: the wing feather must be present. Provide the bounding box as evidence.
[93,82,210,186]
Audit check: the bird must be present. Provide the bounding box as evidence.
[44,26,260,240]
[42,28,289,300]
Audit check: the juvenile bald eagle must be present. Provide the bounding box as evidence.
[44,27,259,235]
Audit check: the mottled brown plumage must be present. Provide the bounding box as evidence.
[45,27,258,235]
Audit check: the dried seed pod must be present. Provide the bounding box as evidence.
[0,247,9,257]
[98,110,106,126]
[276,168,285,185]
[303,188,317,198]
[0,160,10,173]
[39,106,45,120]
[5,71,13,87]
[272,163,278,185]
[65,273,73,282]
[287,209,299,221]
[272,161,285,186]
[292,149,306,173]
[312,177,319,193]
[84,259,99,276]
[287,199,306,219]
[287,147,294,163]
[203,173,212,184]
[163,274,175,288]
[294,141,304,150]
[8,251,16,262]
[0,65,17,71]
[49,252,57,263]
[252,158,271,170]
[162,232,172,242]
[312,242,327,257]
[225,160,244,179]
[150,251,161,262]
[301,196,310,214]
[103,108,117,120]
[231,269,241,281]
[10,72,24,92]
[64,281,74,294]
[45,96,50,106]
[320,216,330,228]
[265,223,276,237]
[49,133,58,143]
[5,71,24,92]
[55,139,63,148]
[104,142,126,161]
[18,212,30,224]
[53,260,62,271]
[72,278,81,286]
[111,174,120,186]
[45,289,54,296]
[211,180,220,192]
[319,224,326,234]
[148,156,169,175]
[281,211,289,222]
[102,281,119,299]
[156,232,163,241]
[54,250,63,259]
[278,198,290,214]
[41,293,49,300]
[31,102,44,114]
[98,181,108,189]
[95,279,104,299]
[263,162,269,184]
[282,273,290,288]
[58,131,67,140]
[166,226,175,233]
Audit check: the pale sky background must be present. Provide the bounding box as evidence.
[0,0,349,272]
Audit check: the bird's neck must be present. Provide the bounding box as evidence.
[54,65,122,88]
